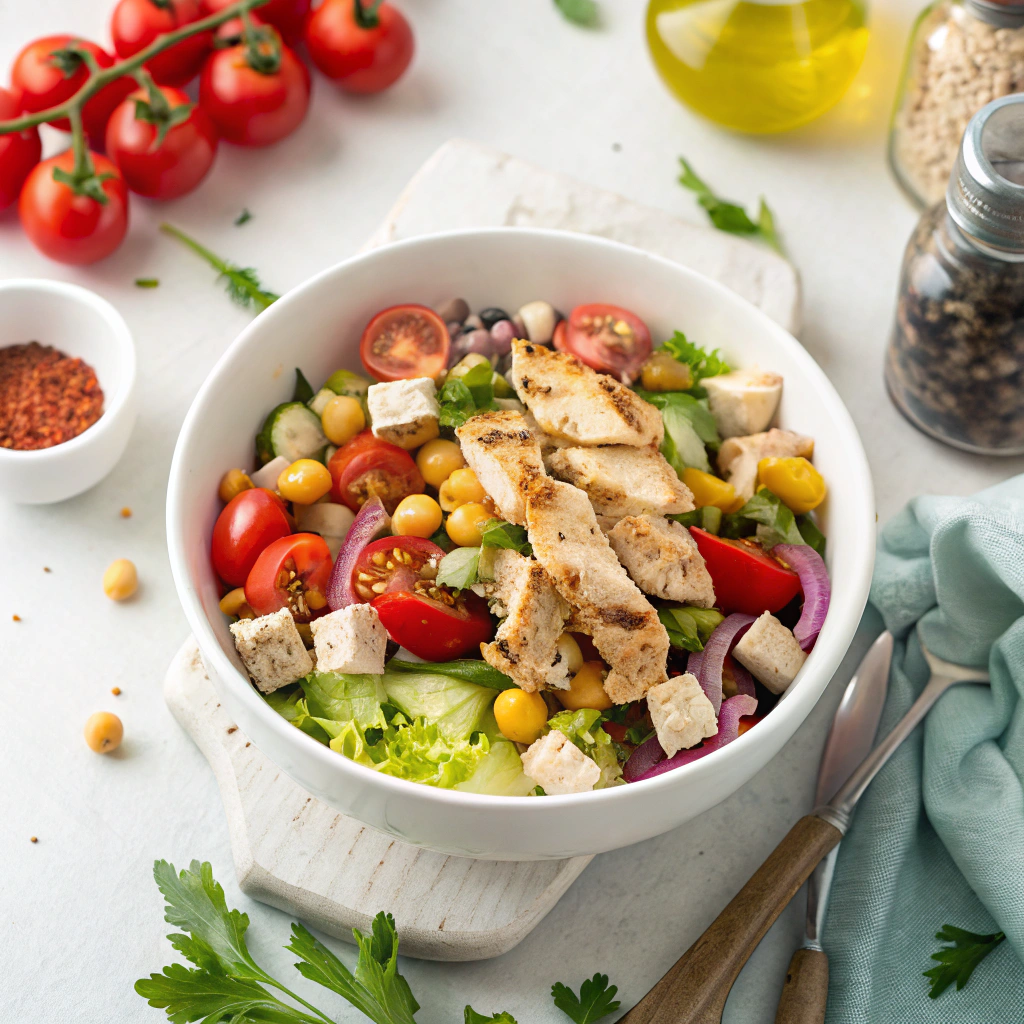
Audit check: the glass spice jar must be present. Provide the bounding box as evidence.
[889,0,1024,208]
[886,94,1024,455]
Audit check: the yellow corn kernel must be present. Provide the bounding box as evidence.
[493,688,549,744]
[757,457,826,515]
[682,467,742,513]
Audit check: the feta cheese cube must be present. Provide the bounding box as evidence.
[646,673,718,757]
[367,377,440,450]
[703,367,783,439]
[309,604,387,675]
[230,608,313,693]
[732,611,807,694]
[521,731,601,795]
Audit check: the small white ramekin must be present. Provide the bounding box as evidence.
[0,279,137,504]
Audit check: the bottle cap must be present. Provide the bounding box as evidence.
[947,93,1024,260]
[966,0,1024,26]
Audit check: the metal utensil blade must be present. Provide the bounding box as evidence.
[804,630,893,947]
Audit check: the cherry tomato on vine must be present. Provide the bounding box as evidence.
[0,86,41,212]
[10,36,135,141]
[199,28,311,147]
[201,0,311,45]
[554,303,652,384]
[106,86,218,199]
[18,151,129,265]
[305,0,414,94]
[110,0,213,87]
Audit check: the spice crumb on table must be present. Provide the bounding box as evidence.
[120,507,132,518]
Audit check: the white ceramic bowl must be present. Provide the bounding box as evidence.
[0,279,137,504]
[168,229,874,860]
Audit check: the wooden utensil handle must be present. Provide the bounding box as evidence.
[618,814,841,1024]
[773,947,829,1024]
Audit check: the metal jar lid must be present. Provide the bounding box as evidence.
[966,0,1024,27]
[947,94,1024,260]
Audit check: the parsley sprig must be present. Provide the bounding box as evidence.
[554,0,599,27]
[551,974,621,1023]
[678,158,784,256]
[924,924,1007,998]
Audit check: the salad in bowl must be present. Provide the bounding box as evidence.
[211,293,831,799]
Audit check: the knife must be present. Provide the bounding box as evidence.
[772,630,893,1024]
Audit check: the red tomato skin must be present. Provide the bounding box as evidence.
[0,86,41,212]
[106,87,218,199]
[202,0,311,44]
[690,527,801,615]
[602,721,629,743]
[560,303,652,383]
[212,487,292,586]
[244,532,333,620]
[359,304,449,382]
[351,535,445,599]
[199,40,311,147]
[372,591,493,661]
[328,432,424,514]
[305,0,413,93]
[110,0,212,86]
[18,152,129,265]
[11,36,135,140]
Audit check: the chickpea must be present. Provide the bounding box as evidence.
[103,558,138,601]
[493,688,549,744]
[439,467,488,510]
[416,438,465,488]
[219,587,251,617]
[392,494,443,538]
[446,501,492,547]
[218,468,253,503]
[557,661,613,712]
[277,459,333,504]
[321,395,366,446]
[84,711,123,753]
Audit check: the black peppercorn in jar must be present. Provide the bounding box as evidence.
[886,93,1024,454]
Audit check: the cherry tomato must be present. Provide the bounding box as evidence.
[212,487,292,586]
[18,151,129,265]
[105,86,218,200]
[373,590,493,661]
[602,721,629,743]
[202,0,311,45]
[110,0,212,87]
[350,535,445,602]
[360,304,449,382]
[199,31,311,147]
[328,431,425,514]
[305,0,414,94]
[245,532,332,622]
[690,527,801,615]
[10,36,135,140]
[0,86,41,212]
[554,303,652,384]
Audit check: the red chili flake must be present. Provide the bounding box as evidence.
[12,614,21,622]
[111,687,122,696]
[30,836,38,843]
[0,342,104,451]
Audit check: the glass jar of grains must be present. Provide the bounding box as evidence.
[889,0,1024,207]
[886,94,1024,454]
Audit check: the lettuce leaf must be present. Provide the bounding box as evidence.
[263,687,331,744]
[387,658,515,690]
[370,716,490,788]
[436,546,481,590]
[547,709,622,788]
[302,671,388,731]
[658,606,725,652]
[456,739,537,796]
[658,331,731,386]
[480,519,532,555]
[381,668,498,742]
[721,488,806,549]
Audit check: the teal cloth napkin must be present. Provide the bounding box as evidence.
[823,475,1024,1022]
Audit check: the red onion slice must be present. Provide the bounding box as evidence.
[630,694,758,782]
[725,657,757,699]
[622,731,666,782]
[326,497,391,610]
[691,613,755,714]
[774,543,830,651]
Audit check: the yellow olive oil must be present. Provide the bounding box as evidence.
[646,0,869,133]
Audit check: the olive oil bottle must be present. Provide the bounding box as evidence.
[646,0,869,133]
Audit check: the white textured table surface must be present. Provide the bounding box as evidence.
[3,1,1022,1022]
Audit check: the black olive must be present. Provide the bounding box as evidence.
[479,307,510,330]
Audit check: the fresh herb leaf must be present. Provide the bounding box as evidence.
[480,518,532,555]
[235,208,253,226]
[657,332,731,387]
[658,606,724,652]
[721,488,806,549]
[160,222,279,312]
[437,379,478,430]
[436,545,481,590]
[635,387,721,448]
[797,514,826,557]
[554,0,599,27]
[552,974,621,1024]
[924,925,1006,998]
[134,277,159,288]
[293,368,314,404]
[466,1009,519,1023]
[387,658,516,690]
[678,157,785,255]
[624,723,654,746]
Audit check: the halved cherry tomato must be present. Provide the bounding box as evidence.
[0,86,41,212]
[373,590,493,661]
[360,304,449,382]
[690,527,801,615]
[350,535,445,602]
[328,430,424,514]
[212,487,292,586]
[110,0,212,87]
[245,532,332,622]
[554,303,652,384]
[737,715,763,736]
[202,0,311,45]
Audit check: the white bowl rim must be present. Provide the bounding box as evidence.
[167,226,875,814]
[0,278,136,462]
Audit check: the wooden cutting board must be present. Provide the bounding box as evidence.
[166,140,802,962]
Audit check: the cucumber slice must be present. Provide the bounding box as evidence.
[324,369,370,398]
[256,402,328,465]
[308,387,334,416]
